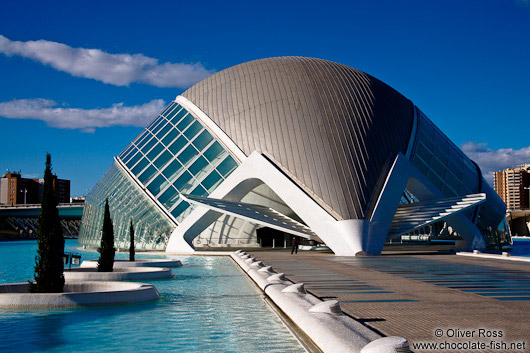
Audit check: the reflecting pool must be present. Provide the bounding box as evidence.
[0,240,304,352]
[512,238,530,257]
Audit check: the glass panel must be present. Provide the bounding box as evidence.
[463,158,477,174]
[122,147,137,163]
[442,185,456,197]
[204,142,226,164]
[170,107,187,125]
[146,143,164,161]
[168,136,188,155]
[428,170,445,191]
[176,204,194,222]
[146,115,164,131]
[163,104,180,120]
[176,114,193,131]
[157,123,173,140]
[177,145,199,167]
[78,162,175,251]
[120,145,134,160]
[448,159,463,179]
[430,156,446,180]
[413,156,430,176]
[173,171,194,193]
[216,156,238,177]
[153,151,173,169]
[448,145,462,165]
[188,156,211,180]
[131,158,149,175]
[463,173,478,193]
[134,130,149,144]
[160,102,176,117]
[460,183,473,196]
[434,133,449,154]
[418,130,434,150]
[183,121,202,140]
[171,201,190,219]
[125,150,142,168]
[416,142,432,165]
[151,118,168,135]
[136,131,152,150]
[170,107,188,125]
[190,185,208,197]
[138,165,157,184]
[158,187,180,209]
[162,129,179,147]
[141,136,157,154]
[434,144,448,165]
[445,171,461,195]
[147,174,169,196]
[162,160,184,182]
[120,145,133,161]
[193,130,214,152]
[201,171,223,193]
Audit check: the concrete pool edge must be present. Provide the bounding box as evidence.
[229,252,407,353]
[64,266,174,281]
[0,281,160,308]
[457,251,530,263]
[260,287,323,353]
[80,259,182,268]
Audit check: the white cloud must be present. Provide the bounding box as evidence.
[0,98,166,131]
[0,35,213,88]
[461,142,530,184]
[22,173,39,179]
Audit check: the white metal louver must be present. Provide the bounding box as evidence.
[389,193,486,237]
[182,194,318,240]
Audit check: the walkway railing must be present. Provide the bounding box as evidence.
[0,202,84,210]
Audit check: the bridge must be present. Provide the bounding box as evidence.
[0,203,84,239]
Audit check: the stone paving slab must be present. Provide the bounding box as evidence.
[249,251,530,352]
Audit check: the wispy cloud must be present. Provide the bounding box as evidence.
[22,173,39,179]
[461,142,530,184]
[0,35,213,88]
[0,98,166,132]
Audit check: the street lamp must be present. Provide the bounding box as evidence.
[19,187,27,204]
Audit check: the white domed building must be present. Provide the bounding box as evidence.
[79,57,511,255]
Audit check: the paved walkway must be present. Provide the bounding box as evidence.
[248,251,530,351]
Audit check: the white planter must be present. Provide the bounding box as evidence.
[64,267,173,281]
[80,259,182,268]
[0,282,160,308]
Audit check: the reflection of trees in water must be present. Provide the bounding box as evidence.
[34,311,67,350]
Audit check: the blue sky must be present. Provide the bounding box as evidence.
[1,0,529,196]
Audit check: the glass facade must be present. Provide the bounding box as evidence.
[79,101,240,249]
[78,163,175,250]
[411,108,480,199]
[409,107,510,247]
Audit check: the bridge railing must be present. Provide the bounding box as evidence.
[0,202,85,209]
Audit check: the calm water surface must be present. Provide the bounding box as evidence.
[0,240,304,352]
[512,238,530,257]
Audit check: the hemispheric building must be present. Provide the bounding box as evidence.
[78,57,511,256]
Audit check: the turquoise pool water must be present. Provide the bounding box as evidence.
[0,240,304,352]
[512,238,530,257]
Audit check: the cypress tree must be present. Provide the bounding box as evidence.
[129,220,135,262]
[29,153,65,293]
[97,198,115,272]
